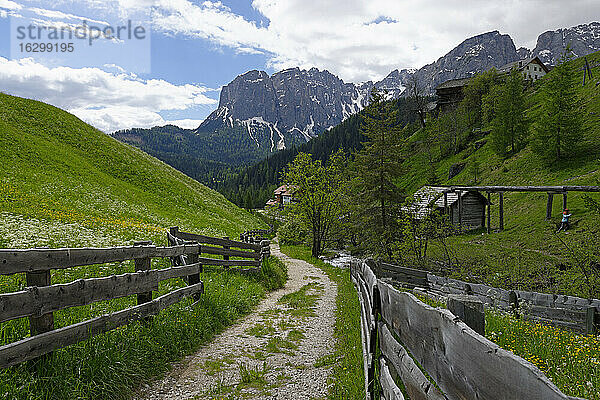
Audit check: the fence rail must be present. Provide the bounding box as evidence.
[351,259,585,400]
[376,262,599,334]
[0,228,272,369]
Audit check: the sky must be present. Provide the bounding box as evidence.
[0,0,598,133]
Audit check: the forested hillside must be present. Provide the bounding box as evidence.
[278,50,600,299]
[217,96,422,208]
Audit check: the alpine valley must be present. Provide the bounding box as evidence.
[112,22,600,186]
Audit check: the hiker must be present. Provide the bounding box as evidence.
[557,209,572,232]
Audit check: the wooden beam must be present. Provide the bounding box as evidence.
[0,245,159,276]
[443,192,448,217]
[563,192,568,210]
[546,193,554,220]
[173,230,260,251]
[448,185,600,193]
[0,283,203,369]
[0,263,208,323]
[499,192,504,231]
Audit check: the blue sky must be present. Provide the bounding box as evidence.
[0,0,598,132]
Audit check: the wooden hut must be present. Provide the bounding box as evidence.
[407,186,489,229]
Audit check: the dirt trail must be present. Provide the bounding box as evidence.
[135,240,337,400]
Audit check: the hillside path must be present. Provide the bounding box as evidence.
[135,239,337,400]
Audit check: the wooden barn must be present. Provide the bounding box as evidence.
[406,186,489,229]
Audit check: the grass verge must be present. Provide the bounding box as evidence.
[0,256,287,400]
[280,244,363,400]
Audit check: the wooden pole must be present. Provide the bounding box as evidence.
[134,241,153,305]
[499,192,504,231]
[26,270,54,337]
[546,193,553,220]
[223,236,230,270]
[457,191,462,228]
[487,192,491,234]
[586,306,596,335]
[562,192,568,210]
[187,246,202,300]
[444,192,448,216]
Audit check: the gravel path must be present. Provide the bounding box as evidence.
[135,240,337,400]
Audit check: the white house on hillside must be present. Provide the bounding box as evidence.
[497,56,550,82]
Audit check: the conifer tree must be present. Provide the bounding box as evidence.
[349,90,404,258]
[532,47,582,162]
[490,68,528,157]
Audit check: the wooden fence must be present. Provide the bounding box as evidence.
[351,259,585,400]
[0,228,271,369]
[373,262,599,334]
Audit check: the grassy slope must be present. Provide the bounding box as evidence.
[0,92,262,248]
[398,51,600,296]
[0,93,275,399]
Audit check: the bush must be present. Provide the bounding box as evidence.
[278,219,309,246]
[254,256,288,291]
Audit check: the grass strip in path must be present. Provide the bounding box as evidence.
[280,245,364,400]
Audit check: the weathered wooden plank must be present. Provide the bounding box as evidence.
[196,257,259,267]
[379,358,406,400]
[171,228,260,251]
[0,263,208,323]
[379,263,428,278]
[377,280,573,400]
[0,282,203,369]
[379,323,446,400]
[523,314,585,333]
[0,245,158,275]
[362,260,379,301]
[154,244,199,258]
[357,287,371,400]
[200,245,260,260]
[526,304,586,323]
[448,185,600,193]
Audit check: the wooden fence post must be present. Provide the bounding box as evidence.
[562,192,568,210]
[170,226,180,239]
[458,191,463,228]
[546,193,553,220]
[447,294,485,336]
[509,290,519,318]
[187,245,202,300]
[499,192,504,231]
[26,269,54,338]
[134,241,153,305]
[487,192,491,234]
[222,236,230,270]
[586,306,596,335]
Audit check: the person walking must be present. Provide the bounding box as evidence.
[557,209,572,232]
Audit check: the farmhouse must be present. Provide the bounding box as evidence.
[265,184,300,208]
[434,77,472,113]
[407,186,489,229]
[497,56,549,81]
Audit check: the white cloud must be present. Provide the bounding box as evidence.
[0,0,21,10]
[0,57,217,132]
[162,118,203,129]
[149,0,600,82]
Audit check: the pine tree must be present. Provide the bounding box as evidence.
[532,47,582,162]
[349,90,404,258]
[490,69,529,157]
